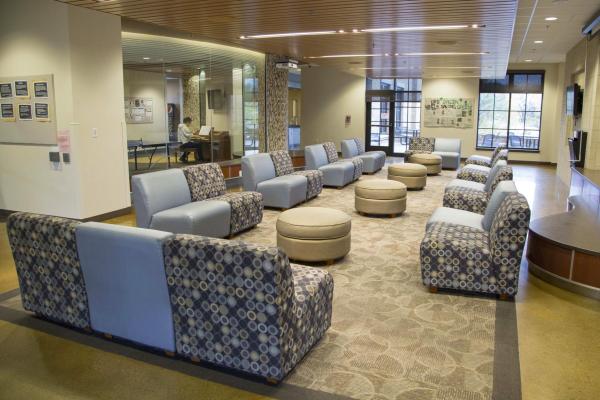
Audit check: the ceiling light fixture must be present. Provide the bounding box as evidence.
[338,29,345,33]
[352,29,359,33]
[402,52,489,56]
[361,24,472,33]
[307,51,488,59]
[525,59,533,62]
[143,57,150,60]
[240,30,337,39]
[534,40,544,44]
[545,17,558,21]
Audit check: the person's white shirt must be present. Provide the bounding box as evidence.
[177,123,193,143]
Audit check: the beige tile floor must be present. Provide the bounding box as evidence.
[0,164,598,400]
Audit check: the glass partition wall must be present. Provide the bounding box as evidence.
[122,33,265,175]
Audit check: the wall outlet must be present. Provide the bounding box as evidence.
[92,128,98,138]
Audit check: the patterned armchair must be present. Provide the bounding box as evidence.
[7,213,91,329]
[269,150,323,200]
[457,153,509,183]
[182,163,263,235]
[323,141,364,180]
[405,137,435,157]
[465,144,507,167]
[443,166,513,213]
[421,192,530,297]
[162,234,334,382]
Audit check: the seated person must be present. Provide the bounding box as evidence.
[178,117,202,163]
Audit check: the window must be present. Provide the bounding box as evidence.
[366,78,421,154]
[477,72,543,151]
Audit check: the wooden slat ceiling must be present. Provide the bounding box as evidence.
[57,0,519,78]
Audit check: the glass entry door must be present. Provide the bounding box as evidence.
[366,98,393,153]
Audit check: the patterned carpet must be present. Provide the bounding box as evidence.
[237,165,497,400]
[0,165,501,400]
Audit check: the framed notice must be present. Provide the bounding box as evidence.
[18,104,32,121]
[1,103,15,121]
[0,83,12,98]
[125,97,154,124]
[33,81,49,98]
[423,97,473,128]
[35,103,50,121]
[0,74,56,144]
[14,80,29,98]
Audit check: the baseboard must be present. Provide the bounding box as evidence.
[459,157,556,166]
[0,207,132,223]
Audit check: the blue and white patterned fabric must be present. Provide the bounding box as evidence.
[421,192,530,297]
[182,163,227,201]
[270,150,324,200]
[322,142,339,163]
[405,137,435,157]
[465,144,507,167]
[353,137,366,154]
[346,157,364,181]
[7,213,91,329]
[182,163,263,235]
[443,166,513,214]
[291,170,324,199]
[213,192,264,234]
[162,235,334,381]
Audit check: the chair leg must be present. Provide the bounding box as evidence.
[499,293,510,301]
[103,333,113,339]
[389,213,397,218]
[164,351,175,357]
[428,286,438,294]
[325,259,335,266]
[190,356,201,364]
[266,377,279,385]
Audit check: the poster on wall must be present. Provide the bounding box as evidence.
[0,83,12,98]
[124,97,154,124]
[423,97,473,128]
[18,104,32,120]
[35,103,50,121]
[14,80,29,98]
[33,81,49,98]
[1,103,15,121]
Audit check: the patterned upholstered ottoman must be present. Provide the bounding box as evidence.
[355,179,407,217]
[388,163,427,189]
[276,207,351,264]
[407,153,442,175]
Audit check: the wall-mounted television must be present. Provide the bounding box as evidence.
[566,83,583,116]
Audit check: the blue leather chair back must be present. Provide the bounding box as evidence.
[434,138,461,153]
[241,153,277,191]
[341,139,359,158]
[482,180,518,230]
[131,169,192,228]
[76,222,176,351]
[305,144,329,169]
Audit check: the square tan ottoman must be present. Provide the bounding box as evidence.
[276,207,351,264]
[388,163,427,190]
[355,179,407,217]
[407,153,442,175]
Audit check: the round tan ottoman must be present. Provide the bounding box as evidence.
[388,163,427,190]
[407,153,442,175]
[355,179,407,217]
[276,207,351,264]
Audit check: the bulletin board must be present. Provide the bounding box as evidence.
[124,97,153,124]
[0,74,57,145]
[423,97,473,128]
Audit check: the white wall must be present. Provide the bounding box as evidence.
[301,67,366,151]
[301,65,563,163]
[0,0,130,219]
[123,69,167,143]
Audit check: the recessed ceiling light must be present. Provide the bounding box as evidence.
[166,69,172,72]
[525,59,533,62]
[240,30,337,39]
[361,24,471,33]
[425,66,482,69]
[352,29,359,33]
[307,51,489,59]
[338,29,345,33]
[545,17,558,21]
[143,57,150,60]
[402,52,489,56]
[534,40,544,44]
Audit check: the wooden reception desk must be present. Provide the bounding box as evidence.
[527,167,600,299]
